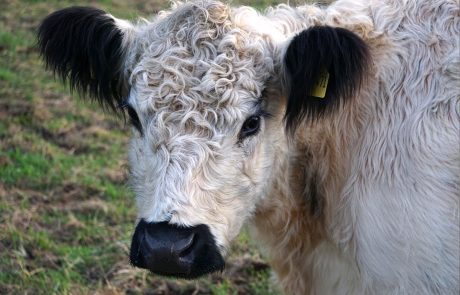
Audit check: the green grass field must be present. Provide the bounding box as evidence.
[0,0,292,294]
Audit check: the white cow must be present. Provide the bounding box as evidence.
[38,0,459,294]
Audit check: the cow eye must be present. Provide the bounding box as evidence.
[125,105,143,135]
[239,115,261,140]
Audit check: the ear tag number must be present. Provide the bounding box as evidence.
[311,69,329,98]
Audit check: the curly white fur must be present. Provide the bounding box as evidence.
[109,0,459,294]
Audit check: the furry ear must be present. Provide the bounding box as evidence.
[38,7,132,113]
[283,26,370,132]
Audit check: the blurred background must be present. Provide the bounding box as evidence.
[0,1,318,294]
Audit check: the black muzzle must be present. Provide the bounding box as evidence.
[130,220,225,278]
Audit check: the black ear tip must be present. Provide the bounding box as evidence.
[37,6,127,114]
[284,26,370,132]
[38,6,107,46]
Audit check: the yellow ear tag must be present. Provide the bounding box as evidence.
[310,69,329,98]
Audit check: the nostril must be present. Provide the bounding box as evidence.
[172,233,196,257]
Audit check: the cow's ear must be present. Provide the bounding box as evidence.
[283,26,370,131]
[38,7,133,114]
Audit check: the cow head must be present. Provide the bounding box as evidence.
[38,1,369,278]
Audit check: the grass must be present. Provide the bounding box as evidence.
[0,0,295,294]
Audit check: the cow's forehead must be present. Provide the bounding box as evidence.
[127,1,276,134]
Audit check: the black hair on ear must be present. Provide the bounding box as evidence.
[38,7,127,113]
[284,26,370,132]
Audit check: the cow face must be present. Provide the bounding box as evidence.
[38,1,368,278]
[124,2,284,277]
